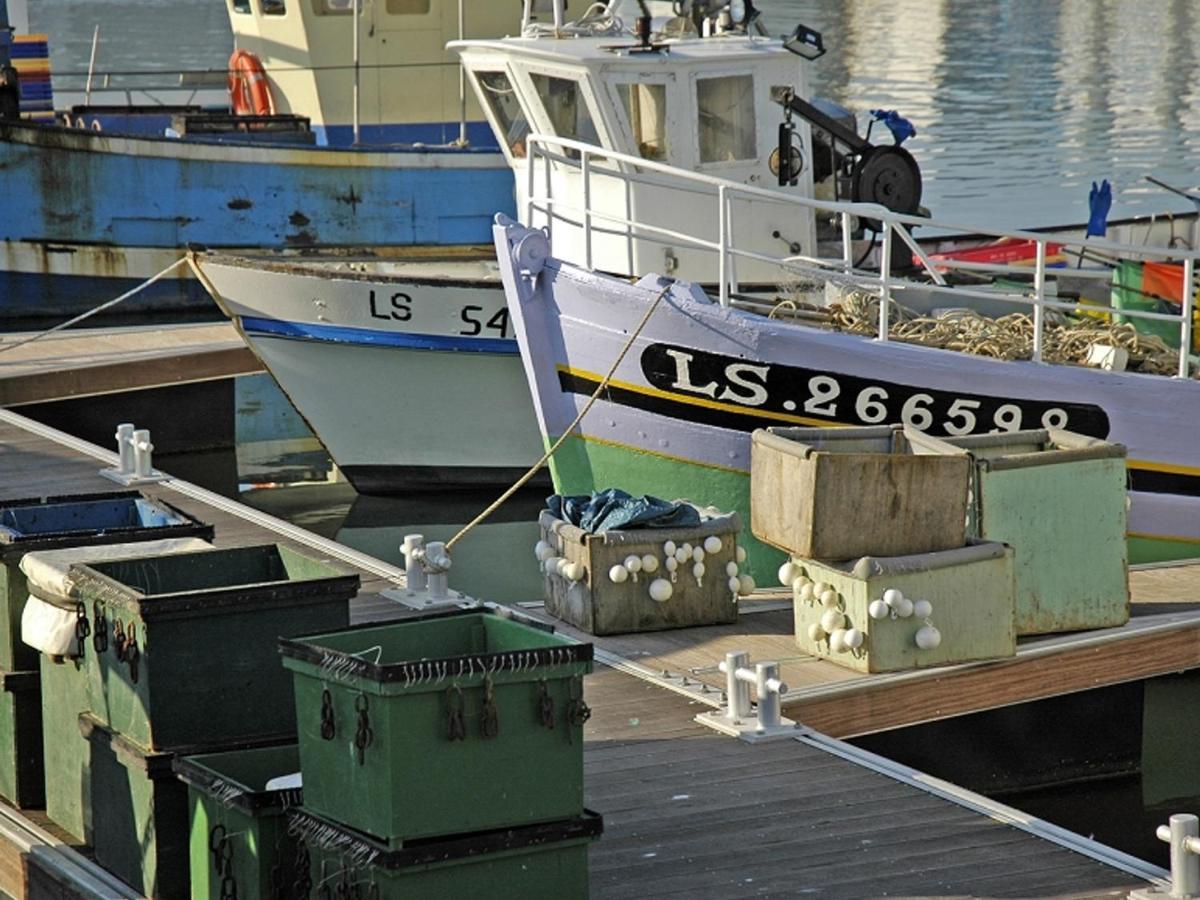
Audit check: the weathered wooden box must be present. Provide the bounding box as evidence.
[174,745,301,900]
[538,510,742,635]
[289,806,601,900]
[73,544,357,750]
[0,669,43,809]
[909,429,1129,635]
[751,426,970,560]
[279,608,592,847]
[791,541,1016,673]
[0,490,212,672]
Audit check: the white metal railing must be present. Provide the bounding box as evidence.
[522,133,1200,378]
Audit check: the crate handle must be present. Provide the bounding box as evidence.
[480,675,500,739]
[319,688,336,741]
[445,685,467,741]
[353,694,373,765]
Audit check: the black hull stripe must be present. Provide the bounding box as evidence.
[557,371,1200,499]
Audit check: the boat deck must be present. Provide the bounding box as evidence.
[0,407,1169,897]
[0,323,262,406]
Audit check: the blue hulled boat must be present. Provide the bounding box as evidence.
[0,0,519,318]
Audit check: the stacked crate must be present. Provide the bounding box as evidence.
[0,490,212,814]
[751,426,1019,673]
[62,543,358,898]
[278,608,603,898]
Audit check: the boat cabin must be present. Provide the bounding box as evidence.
[454,6,825,281]
[225,0,519,146]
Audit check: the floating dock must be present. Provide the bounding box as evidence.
[0,408,1173,897]
[0,323,261,406]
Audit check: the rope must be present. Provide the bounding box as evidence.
[445,281,671,552]
[0,256,189,355]
[826,288,1189,376]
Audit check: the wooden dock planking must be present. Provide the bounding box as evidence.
[0,323,261,406]
[582,667,1149,899]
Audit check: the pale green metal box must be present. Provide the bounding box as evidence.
[909,429,1129,635]
[279,608,593,846]
[289,806,601,899]
[72,544,357,750]
[174,744,301,900]
[0,490,211,672]
[792,542,1017,673]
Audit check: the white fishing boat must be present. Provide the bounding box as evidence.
[201,0,1200,503]
[455,3,1200,577]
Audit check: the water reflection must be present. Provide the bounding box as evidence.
[239,480,548,604]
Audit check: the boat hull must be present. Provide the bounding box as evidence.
[200,255,546,493]
[0,122,514,317]
[494,221,1200,578]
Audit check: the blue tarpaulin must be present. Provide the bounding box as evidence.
[546,489,701,534]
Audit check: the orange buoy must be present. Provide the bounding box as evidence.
[228,49,273,117]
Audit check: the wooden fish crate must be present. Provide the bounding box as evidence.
[279,608,592,846]
[72,544,357,751]
[0,490,212,672]
[751,426,970,560]
[908,429,1129,634]
[173,745,301,900]
[289,806,601,900]
[791,541,1017,674]
[538,510,741,635]
[0,668,42,809]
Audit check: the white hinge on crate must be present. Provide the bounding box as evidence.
[99,423,167,485]
[381,533,471,611]
[695,650,805,743]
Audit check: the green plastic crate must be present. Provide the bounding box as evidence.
[72,544,358,750]
[174,745,301,900]
[0,490,212,672]
[80,714,295,900]
[279,609,593,846]
[0,669,43,809]
[909,429,1129,635]
[289,806,601,899]
[41,655,90,841]
[80,712,192,900]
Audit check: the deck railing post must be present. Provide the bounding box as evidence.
[1033,240,1047,363]
[543,143,553,242]
[842,211,853,274]
[718,185,730,307]
[1180,257,1194,379]
[525,140,536,228]
[582,149,593,271]
[727,191,738,297]
[878,221,892,341]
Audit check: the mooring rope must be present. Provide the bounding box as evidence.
[0,256,189,355]
[445,281,672,552]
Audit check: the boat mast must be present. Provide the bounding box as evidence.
[351,0,360,144]
[457,0,466,145]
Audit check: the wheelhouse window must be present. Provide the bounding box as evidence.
[697,74,756,163]
[312,0,351,15]
[477,71,531,158]
[385,0,431,13]
[529,73,601,158]
[262,0,287,15]
[231,0,252,14]
[618,82,668,161]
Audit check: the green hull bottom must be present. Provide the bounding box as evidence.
[547,435,1197,578]
[546,435,785,580]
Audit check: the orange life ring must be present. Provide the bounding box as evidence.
[228,49,274,117]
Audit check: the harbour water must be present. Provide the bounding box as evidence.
[31,0,1200,228]
[18,0,1200,876]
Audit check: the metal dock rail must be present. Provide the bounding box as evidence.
[0,408,1169,898]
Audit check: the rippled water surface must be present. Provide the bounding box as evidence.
[31,0,1200,227]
